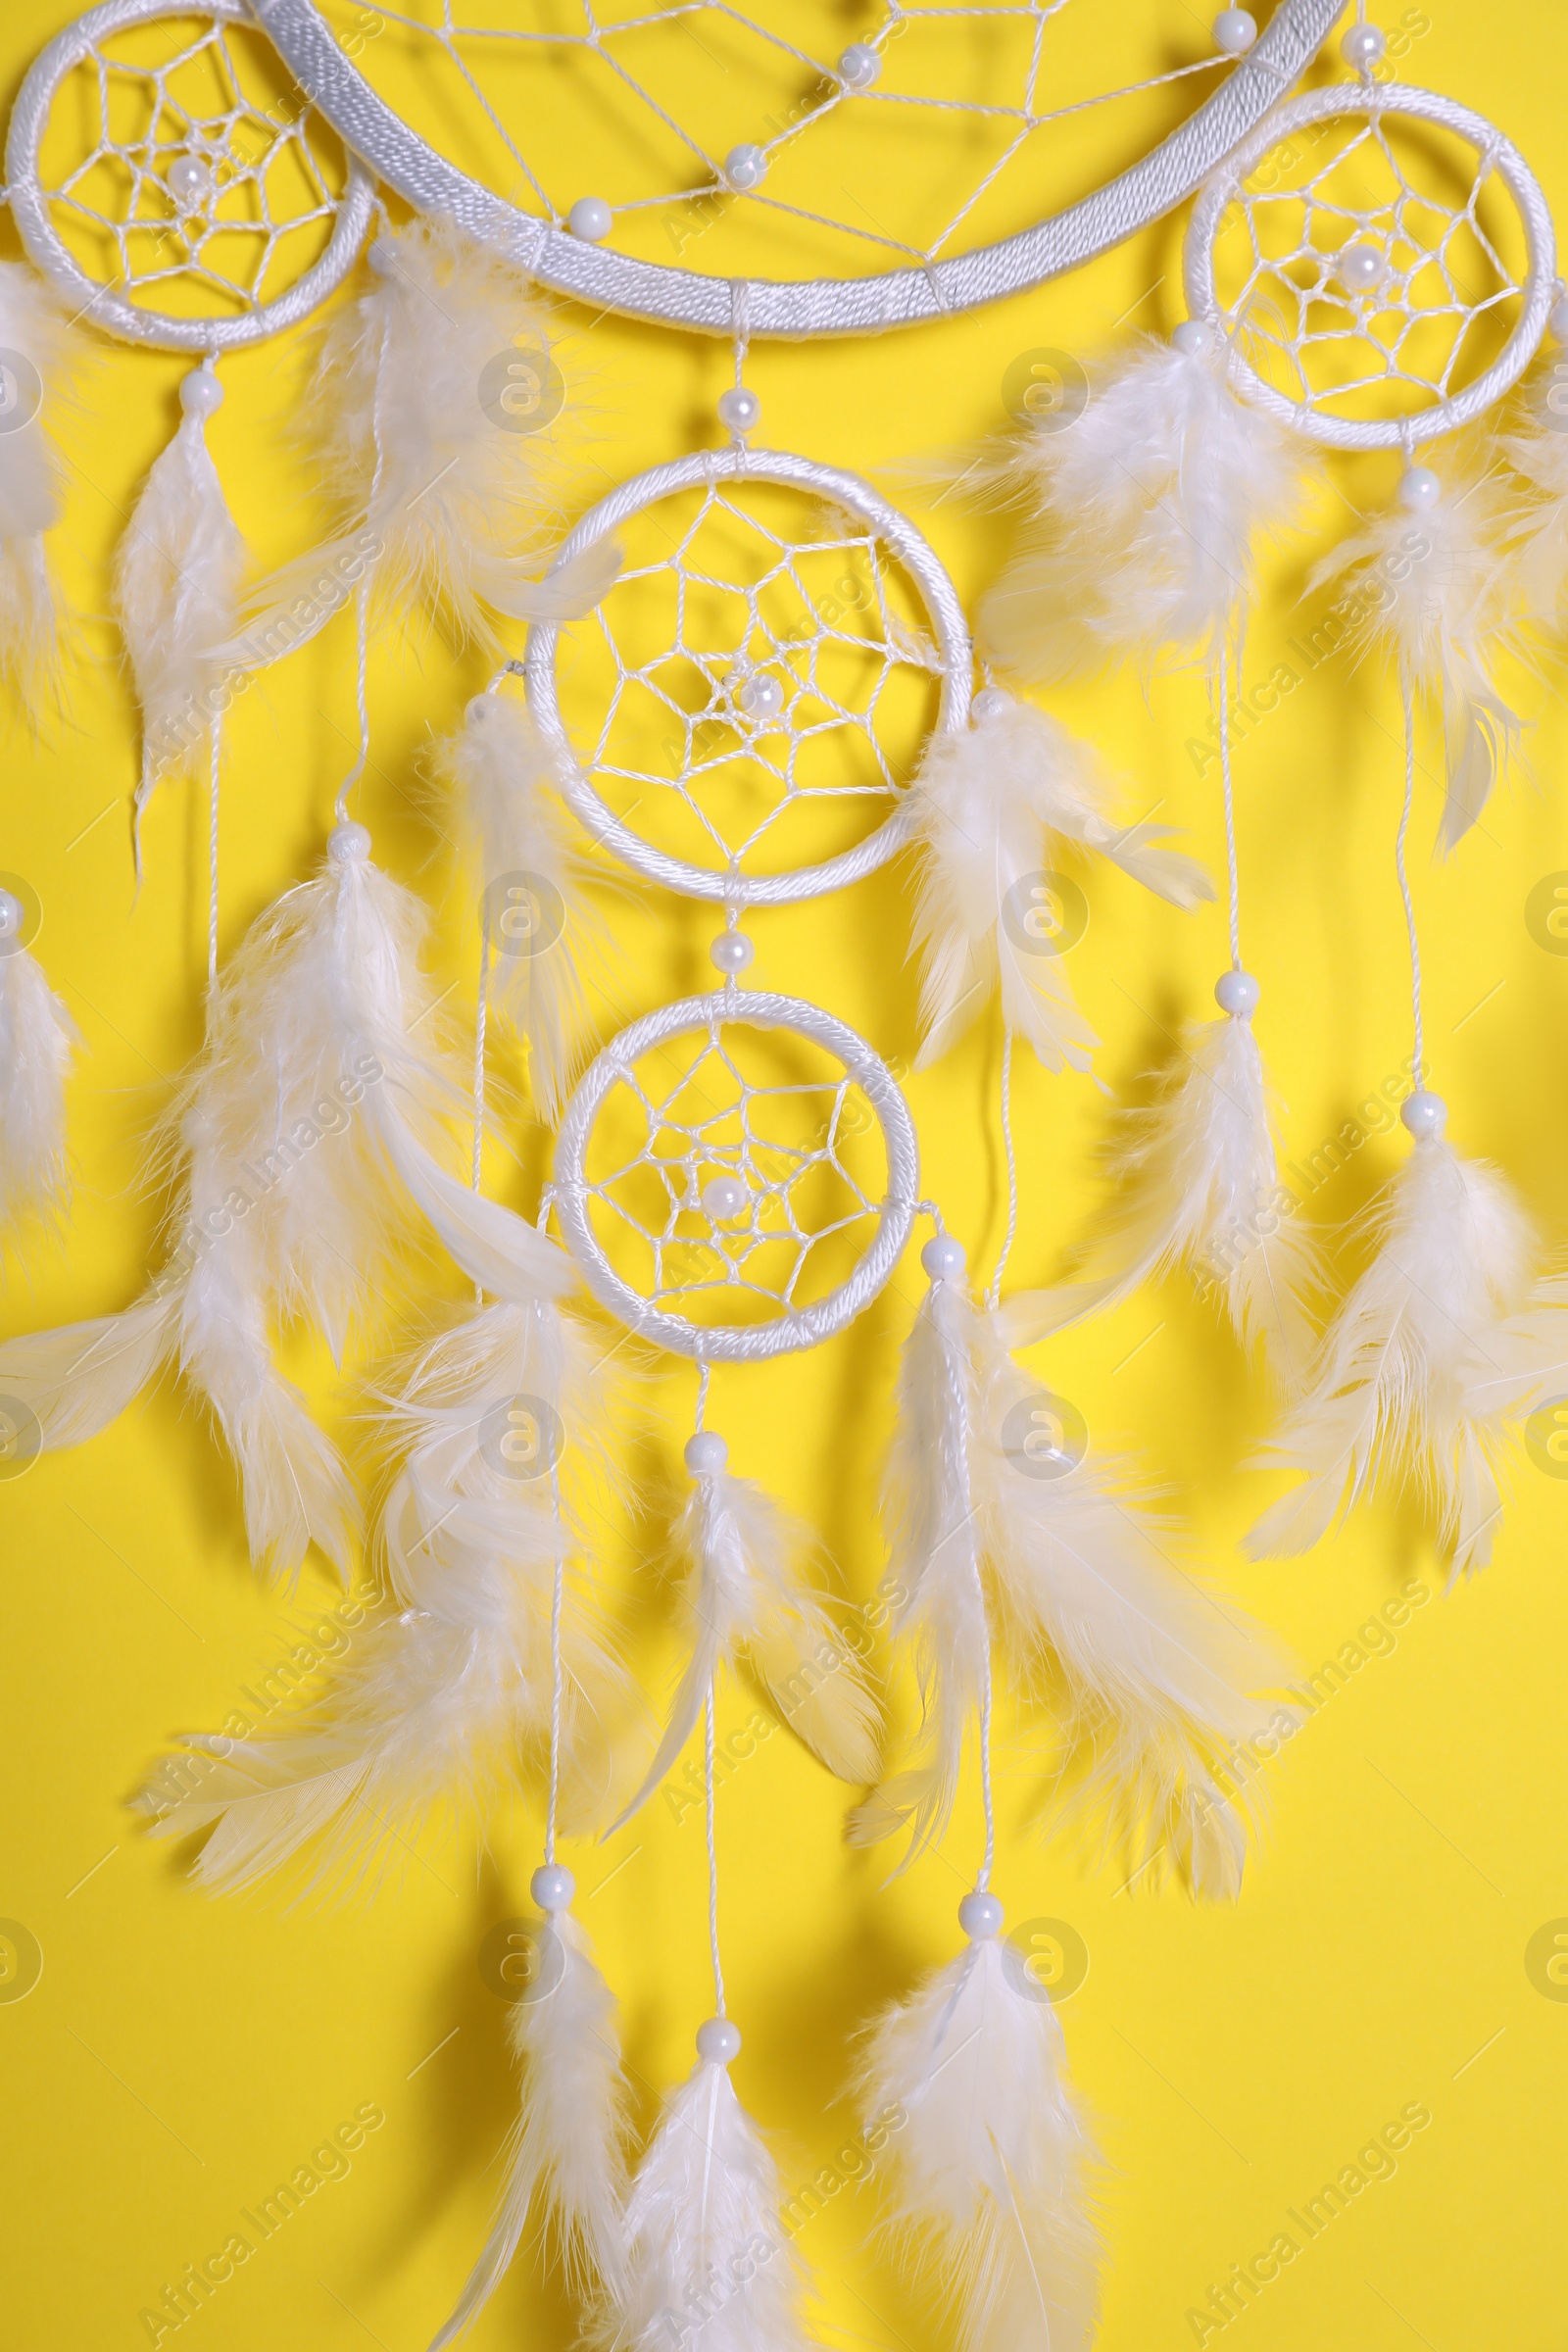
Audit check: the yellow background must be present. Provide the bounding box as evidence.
[5,4,1568,2347]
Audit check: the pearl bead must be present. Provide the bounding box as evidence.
[0,890,21,940]
[1551,292,1568,343]
[716,384,760,435]
[328,820,372,863]
[178,366,223,418]
[1398,466,1442,513]
[696,2016,743,2064]
[530,1863,575,1912]
[1214,967,1260,1018]
[684,1430,729,1478]
[567,196,612,242]
[1341,21,1388,69]
[921,1234,966,1281]
[1212,10,1257,56]
[167,153,214,206]
[1400,1089,1447,1140]
[702,1174,750,1222]
[1171,318,1211,357]
[970,687,1012,725]
[1338,243,1392,293]
[737,673,783,720]
[710,931,755,974]
[958,1889,1005,1939]
[838,42,881,87]
[724,144,766,192]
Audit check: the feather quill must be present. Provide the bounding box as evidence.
[0,263,76,706]
[908,693,1210,1071]
[0,933,76,1238]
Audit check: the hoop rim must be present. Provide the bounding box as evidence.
[551,987,919,1364]
[248,0,1344,338]
[523,444,972,907]
[5,0,374,353]
[1184,78,1557,450]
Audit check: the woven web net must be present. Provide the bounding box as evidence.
[573,1012,891,1336]
[305,0,1259,280]
[29,13,355,325]
[553,476,943,885]
[1206,106,1531,427]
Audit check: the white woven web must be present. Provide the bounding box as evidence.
[38,17,347,320]
[1214,110,1527,424]
[565,478,941,882]
[313,0,1248,276]
[580,1023,882,1329]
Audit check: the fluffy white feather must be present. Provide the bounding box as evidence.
[0,1288,179,1446]
[0,264,76,705]
[430,1909,629,2347]
[1003,1008,1321,1389]
[603,2053,814,2352]
[860,1933,1101,2352]
[114,365,246,842]
[1310,473,1518,854]
[0,938,76,1235]
[1246,1131,1537,1575]
[908,693,1210,1070]
[613,1462,878,1828]
[442,692,603,1120]
[977,331,1303,683]
[1502,371,1568,627]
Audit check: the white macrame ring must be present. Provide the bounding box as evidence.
[525,446,972,907]
[553,989,919,1365]
[1185,80,1557,450]
[6,0,374,353]
[249,0,1344,336]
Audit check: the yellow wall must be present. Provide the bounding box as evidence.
[4,5,1568,2348]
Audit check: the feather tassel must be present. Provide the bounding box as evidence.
[976,329,1303,684]
[1246,1105,1537,1576]
[859,1927,1101,2352]
[1002,1000,1321,1390]
[0,263,76,706]
[1501,367,1568,629]
[908,692,1210,1071]
[0,923,76,1238]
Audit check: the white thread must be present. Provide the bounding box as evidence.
[1217,646,1242,969]
[705,1684,725,2016]
[694,1360,710,1432]
[931,1267,996,1891]
[207,720,221,995]
[1396,682,1425,1086]
[545,1462,565,1867]
[987,1029,1019,1313]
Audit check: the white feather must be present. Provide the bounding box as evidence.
[603,2055,814,2352]
[859,1935,1101,2352]
[908,694,1210,1071]
[0,941,76,1234]
[612,1466,878,1828]
[1309,474,1518,854]
[113,369,246,839]
[430,1910,629,2347]
[441,692,604,1120]
[0,264,76,705]
[1246,1136,1537,1575]
[0,1288,178,1446]
[1502,369,1568,627]
[977,333,1304,683]
[1003,1011,1321,1390]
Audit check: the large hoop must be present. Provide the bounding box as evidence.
[524,445,972,908]
[552,989,919,1365]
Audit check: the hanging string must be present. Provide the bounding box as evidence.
[1396,680,1426,1086]
[704,1682,726,2016]
[544,1461,566,1867]
[986,1027,1019,1312]
[206,721,221,996]
[1217,643,1242,970]
[694,1358,711,1432]
[933,1256,997,1890]
[333,576,373,825]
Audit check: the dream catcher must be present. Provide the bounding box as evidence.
[3,5,1564,2352]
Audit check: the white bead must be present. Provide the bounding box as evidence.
[178,366,223,418]
[530,1863,575,1912]
[716,384,760,435]
[567,196,612,242]
[1551,292,1568,343]
[1398,466,1442,513]
[970,687,1012,724]
[167,153,214,206]
[1338,243,1392,293]
[737,673,783,720]
[958,1889,1005,1939]
[1212,10,1257,56]
[921,1234,966,1281]
[1171,318,1211,357]
[838,42,881,87]
[0,890,21,940]
[1214,967,1260,1018]
[696,2016,743,2064]
[725,143,767,192]
[328,820,372,862]
[710,931,755,974]
[702,1174,750,1222]
[1400,1089,1447,1140]
[684,1430,729,1477]
[1340,21,1388,69]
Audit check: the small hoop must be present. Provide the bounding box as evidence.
[524,445,972,907]
[1184,81,1555,449]
[6,0,375,354]
[552,989,919,1364]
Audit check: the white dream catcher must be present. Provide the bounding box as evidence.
[5,7,1566,2352]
